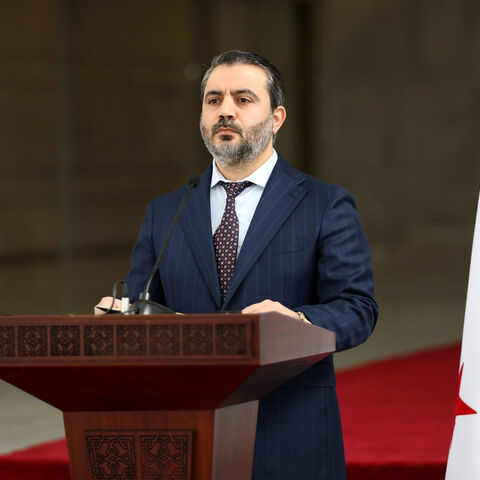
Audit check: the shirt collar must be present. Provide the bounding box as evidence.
[210,149,278,188]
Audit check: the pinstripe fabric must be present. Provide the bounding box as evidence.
[125,156,378,479]
[253,386,345,479]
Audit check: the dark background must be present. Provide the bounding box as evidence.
[1,0,478,367]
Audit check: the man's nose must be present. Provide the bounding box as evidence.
[218,96,236,119]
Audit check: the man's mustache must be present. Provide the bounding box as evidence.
[212,119,243,136]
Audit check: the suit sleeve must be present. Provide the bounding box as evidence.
[125,201,166,304]
[297,187,378,352]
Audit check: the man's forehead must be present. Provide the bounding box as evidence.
[204,64,269,95]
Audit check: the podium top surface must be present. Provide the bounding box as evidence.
[0,313,334,367]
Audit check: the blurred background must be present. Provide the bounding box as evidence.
[0,0,479,452]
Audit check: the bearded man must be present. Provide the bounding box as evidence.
[96,50,378,480]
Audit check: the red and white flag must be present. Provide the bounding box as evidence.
[445,193,480,479]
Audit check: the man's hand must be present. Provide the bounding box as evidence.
[94,296,121,315]
[242,299,299,321]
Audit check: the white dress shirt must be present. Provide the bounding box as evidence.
[210,150,278,257]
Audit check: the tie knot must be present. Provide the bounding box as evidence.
[219,181,253,198]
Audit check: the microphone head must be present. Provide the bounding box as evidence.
[189,174,201,188]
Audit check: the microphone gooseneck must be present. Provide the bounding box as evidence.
[128,174,200,314]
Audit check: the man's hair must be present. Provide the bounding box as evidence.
[200,50,285,111]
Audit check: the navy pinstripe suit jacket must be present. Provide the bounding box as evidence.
[126,155,378,479]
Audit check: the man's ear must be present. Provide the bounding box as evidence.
[272,106,286,135]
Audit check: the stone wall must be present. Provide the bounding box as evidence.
[1,0,478,365]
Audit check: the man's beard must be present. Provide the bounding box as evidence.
[200,115,274,169]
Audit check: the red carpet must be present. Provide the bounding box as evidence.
[0,439,69,480]
[337,343,459,480]
[0,344,460,479]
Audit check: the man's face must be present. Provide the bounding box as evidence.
[200,64,280,169]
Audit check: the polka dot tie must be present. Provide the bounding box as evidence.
[213,181,253,300]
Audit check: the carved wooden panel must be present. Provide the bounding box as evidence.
[150,325,180,356]
[0,326,15,357]
[182,324,213,355]
[215,324,247,355]
[117,325,147,356]
[84,325,114,356]
[86,431,192,480]
[50,325,81,356]
[0,319,252,360]
[86,434,136,480]
[18,325,48,356]
[140,432,191,480]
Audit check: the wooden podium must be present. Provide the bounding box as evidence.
[0,313,335,480]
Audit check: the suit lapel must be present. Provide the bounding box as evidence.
[179,164,222,309]
[223,157,308,307]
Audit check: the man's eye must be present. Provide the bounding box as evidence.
[208,98,219,104]
[238,97,251,103]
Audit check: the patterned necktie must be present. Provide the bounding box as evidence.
[213,181,253,300]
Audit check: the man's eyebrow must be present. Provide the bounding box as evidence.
[232,89,260,101]
[204,90,224,98]
[204,89,261,101]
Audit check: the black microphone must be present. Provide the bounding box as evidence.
[128,174,200,314]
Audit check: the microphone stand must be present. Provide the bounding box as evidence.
[127,174,200,315]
